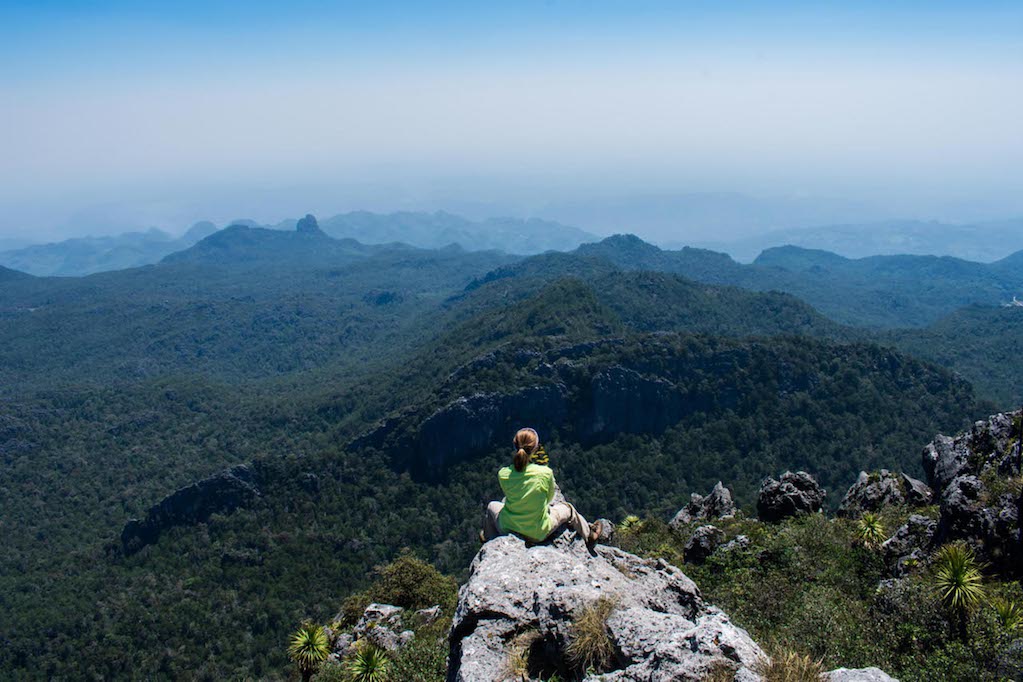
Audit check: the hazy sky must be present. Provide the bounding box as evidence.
[1,1,1021,241]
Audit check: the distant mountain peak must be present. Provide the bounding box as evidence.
[296,213,323,235]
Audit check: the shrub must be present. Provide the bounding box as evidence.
[389,619,450,682]
[310,659,347,682]
[340,553,458,625]
[565,597,618,674]
[370,553,459,613]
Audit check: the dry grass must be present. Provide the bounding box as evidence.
[754,648,824,682]
[701,660,739,681]
[565,597,619,674]
[504,630,540,680]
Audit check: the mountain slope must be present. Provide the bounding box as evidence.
[0,327,983,679]
[563,234,1023,328]
[0,264,32,282]
[887,304,1023,406]
[0,222,217,276]
[700,217,1023,263]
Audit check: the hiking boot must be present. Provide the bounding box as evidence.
[587,520,603,548]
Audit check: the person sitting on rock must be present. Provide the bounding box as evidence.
[482,427,602,547]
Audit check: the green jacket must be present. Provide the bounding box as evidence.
[498,463,555,541]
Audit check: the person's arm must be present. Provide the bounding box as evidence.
[546,471,556,504]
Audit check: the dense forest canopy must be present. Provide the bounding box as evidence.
[0,223,1017,678]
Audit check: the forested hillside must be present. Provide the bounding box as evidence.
[0,219,1012,678]
[573,234,1023,328]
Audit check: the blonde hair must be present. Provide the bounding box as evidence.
[512,428,540,472]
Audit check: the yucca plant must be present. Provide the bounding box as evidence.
[287,622,330,682]
[854,512,886,549]
[932,542,985,640]
[346,642,391,682]
[619,515,643,532]
[991,596,1023,631]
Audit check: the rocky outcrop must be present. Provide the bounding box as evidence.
[354,603,414,652]
[826,668,899,681]
[326,602,417,660]
[757,471,826,522]
[921,410,1022,574]
[120,465,261,554]
[881,514,937,577]
[447,531,765,681]
[669,482,736,529]
[295,213,324,235]
[683,525,725,565]
[838,470,933,517]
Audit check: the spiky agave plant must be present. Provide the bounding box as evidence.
[346,642,391,682]
[619,515,643,532]
[854,512,886,549]
[287,622,330,682]
[932,542,985,640]
[992,597,1023,631]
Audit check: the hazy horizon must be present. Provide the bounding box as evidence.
[2,1,1021,243]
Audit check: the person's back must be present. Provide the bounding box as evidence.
[482,427,600,548]
[497,462,554,541]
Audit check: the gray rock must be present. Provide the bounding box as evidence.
[920,410,1022,575]
[329,632,354,659]
[719,535,751,554]
[838,470,933,517]
[757,471,826,523]
[594,518,616,543]
[355,603,409,652]
[684,525,725,565]
[670,482,736,529]
[901,473,934,507]
[826,667,899,681]
[448,532,765,681]
[414,605,443,625]
[881,514,937,577]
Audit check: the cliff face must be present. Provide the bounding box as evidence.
[120,465,262,554]
[350,336,818,482]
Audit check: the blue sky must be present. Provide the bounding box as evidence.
[1,1,1021,240]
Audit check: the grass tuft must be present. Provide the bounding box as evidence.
[565,597,619,674]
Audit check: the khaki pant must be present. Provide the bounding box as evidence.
[484,500,591,542]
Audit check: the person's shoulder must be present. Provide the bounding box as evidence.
[527,463,553,476]
[498,466,513,478]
